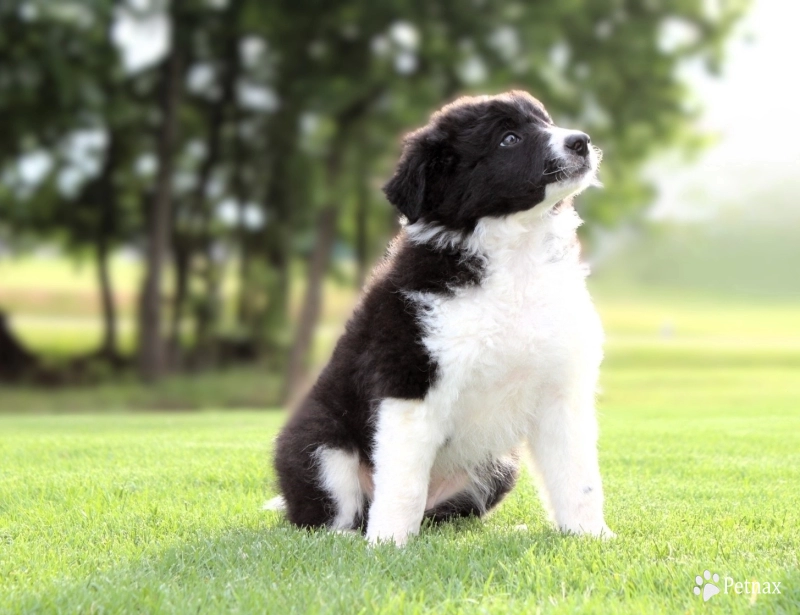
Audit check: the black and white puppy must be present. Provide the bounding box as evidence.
[271,90,613,545]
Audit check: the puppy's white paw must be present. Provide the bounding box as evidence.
[366,528,411,547]
[560,521,616,539]
[600,525,616,539]
[592,524,616,540]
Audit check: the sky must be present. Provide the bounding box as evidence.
[649,0,800,220]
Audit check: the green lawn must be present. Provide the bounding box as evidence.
[2,328,799,613]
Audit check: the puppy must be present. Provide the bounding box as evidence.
[272,90,613,545]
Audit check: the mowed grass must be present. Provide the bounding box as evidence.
[2,298,800,614]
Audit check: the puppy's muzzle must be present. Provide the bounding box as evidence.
[564,131,591,157]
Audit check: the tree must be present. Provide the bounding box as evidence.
[0,0,748,392]
[265,0,747,400]
[0,0,143,364]
[137,1,191,381]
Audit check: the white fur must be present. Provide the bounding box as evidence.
[262,495,286,511]
[366,399,445,545]
[315,447,366,529]
[367,168,612,545]
[547,125,577,158]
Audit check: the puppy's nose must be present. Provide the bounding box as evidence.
[565,132,591,156]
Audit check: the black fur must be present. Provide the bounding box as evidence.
[423,457,520,524]
[274,236,486,527]
[382,91,584,230]
[274,91,587,530]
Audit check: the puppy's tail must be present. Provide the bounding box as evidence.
[262,495,286,512]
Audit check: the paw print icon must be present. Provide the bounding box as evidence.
[694,570,720,602]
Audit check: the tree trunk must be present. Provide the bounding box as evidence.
[168,236,191,365]
[96,230,117,358]
[257,108,299,363]
[235,195,253,328]
[282,134,346,403]
[355,136,370,289]
[229,75,253,332]
[282,205,339,402]
[137,24,184,382]
[280,93,382,403]
[95,130,120,360]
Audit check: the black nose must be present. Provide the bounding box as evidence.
[565,132,591,156]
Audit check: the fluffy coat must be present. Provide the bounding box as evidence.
[273,90,614,545]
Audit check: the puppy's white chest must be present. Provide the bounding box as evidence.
[415,209,604,469]
[433,257,601,383]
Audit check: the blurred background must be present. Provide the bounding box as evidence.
[0,0,797,413]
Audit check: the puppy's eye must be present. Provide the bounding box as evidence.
[500,133,521,147]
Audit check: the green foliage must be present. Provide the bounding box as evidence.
[0,0,749,371]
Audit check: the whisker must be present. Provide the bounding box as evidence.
[543,164,581,176]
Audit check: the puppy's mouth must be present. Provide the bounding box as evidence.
[544,147,601,184]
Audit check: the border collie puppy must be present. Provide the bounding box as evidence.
[272,90,614,545]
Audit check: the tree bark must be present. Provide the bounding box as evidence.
[192,1,242,356]
[281,137,346,402]
[137,21,184,382]
[355,135,370,289]
[235,187,253,328]
[168,235,190,364]
[95,132,120,360]
[282,205,339,402]
[258,107,299,362]
[281,93,382,403]
[96,229,117,358]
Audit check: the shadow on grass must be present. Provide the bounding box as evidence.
[10,519,800,614]
[9,519,566,613]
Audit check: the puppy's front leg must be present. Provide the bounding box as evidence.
[527,396,613,537]
[366,399,443,546]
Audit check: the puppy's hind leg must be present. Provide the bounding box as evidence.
[315,446,367,530]
[274,410,365,530]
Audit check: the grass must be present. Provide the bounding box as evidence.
[0,366,281,414]
[2,253,799,612]
[2,308,800,613]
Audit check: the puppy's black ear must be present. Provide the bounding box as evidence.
[383,128,447,224]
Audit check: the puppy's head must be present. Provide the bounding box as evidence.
[383,90,600,230]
